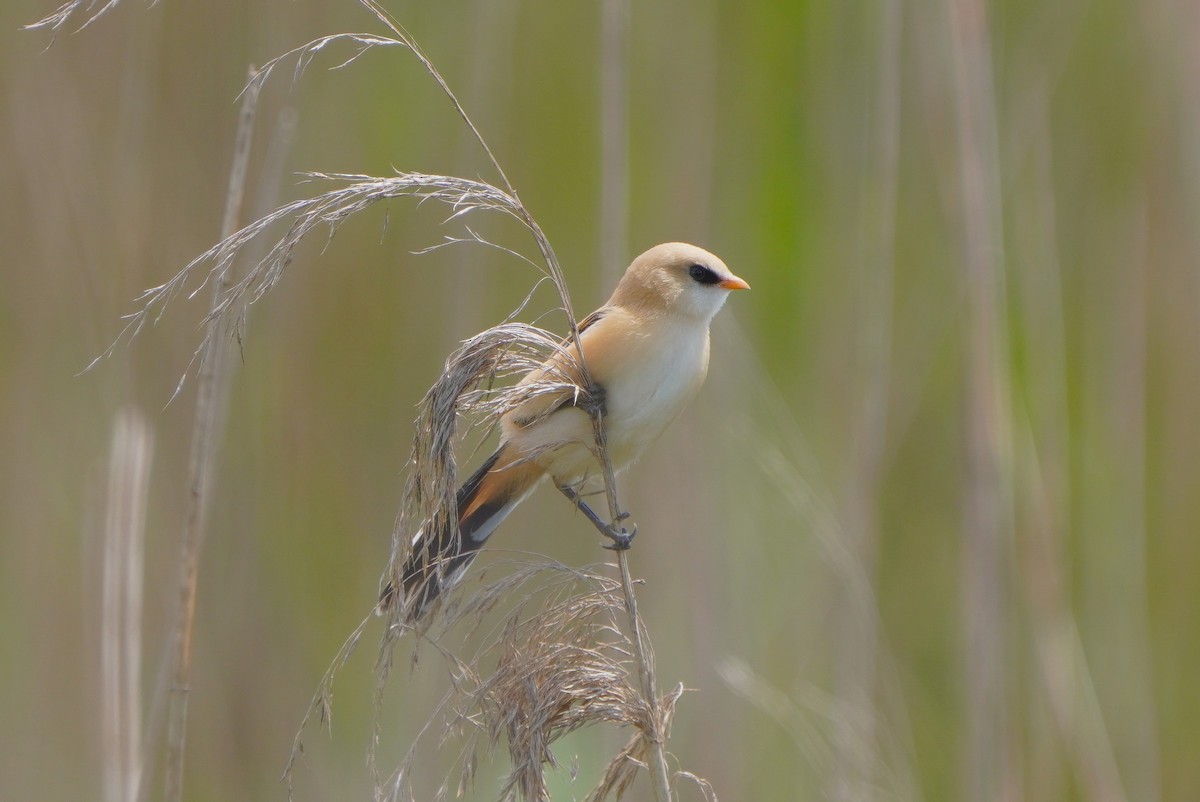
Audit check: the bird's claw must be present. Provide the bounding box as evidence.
[578,383,608,419]
[602,524,637,551]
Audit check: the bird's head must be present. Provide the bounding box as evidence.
[611,242,750,322]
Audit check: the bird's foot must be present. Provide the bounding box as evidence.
[578,383,608,419]
[602,523,637,551]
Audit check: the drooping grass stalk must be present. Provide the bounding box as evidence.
[356,0,585,344]
[162,66,260,802]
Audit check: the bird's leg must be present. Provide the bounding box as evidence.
[558,484,637,550]
[564,381,634,548]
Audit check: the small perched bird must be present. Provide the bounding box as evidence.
[384,242,749,620]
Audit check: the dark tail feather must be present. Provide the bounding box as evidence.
[379,447,525,621]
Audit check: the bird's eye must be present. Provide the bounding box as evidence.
[688,263,721,285]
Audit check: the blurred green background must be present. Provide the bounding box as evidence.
[3,0,1198,800]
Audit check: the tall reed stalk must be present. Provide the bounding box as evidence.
[162,66,260,802]
[598,0,629,289]
[832,1,902,799]
[945,1,1015,798]
[101,409,153,802]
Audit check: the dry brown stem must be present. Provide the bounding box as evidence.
[162,65,260,802]
[101,409,153,802]
[588,406,673,801]
[946,1,1015,798]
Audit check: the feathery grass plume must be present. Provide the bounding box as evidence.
[24,0,146,39]
[370,562,688,802]
[88,170,546,402]
[466,579,648,801]
[379,319,598,629]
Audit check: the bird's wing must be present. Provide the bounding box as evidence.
[503,307,613,431]
[577,306,607,334]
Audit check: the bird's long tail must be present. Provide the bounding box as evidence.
[379,445,540,621]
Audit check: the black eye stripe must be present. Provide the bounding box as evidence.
[688,263,721,285]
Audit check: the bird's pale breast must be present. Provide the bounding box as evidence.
[599,320,710,467]
[504,309,711,493]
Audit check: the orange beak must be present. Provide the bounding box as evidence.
[719,274,751,291]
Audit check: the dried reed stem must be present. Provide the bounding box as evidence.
[356,0,586,346]
[614,552,673,800]
[433,567,661,802]
[102,409,153,802]
[1012,83,1128,802]
[833,1,902,799]
[162,66,260,802]
[590,413,673,801]
[445,0,518,338]
[1100,193,1160,800]
[946,0,1014,798]
[598,0,629,287]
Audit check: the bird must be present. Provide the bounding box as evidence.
[382,242,749,621]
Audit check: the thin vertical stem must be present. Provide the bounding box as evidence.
[355,0,585,340]
[599,0,630,287]
[1013,81,1128,802]
[592,412,673,802]
[446,0,518,339]
[616,551,673,800]
[1105,196,1159,801]
[834,0,901,799]
[102,409,153,802]
[163,66,260,802]
[945,0,1015,799]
